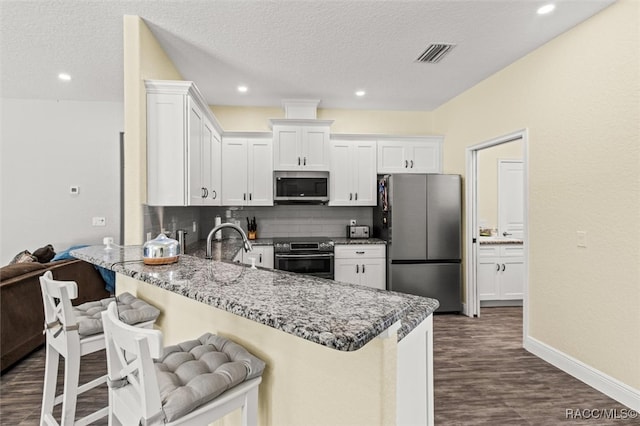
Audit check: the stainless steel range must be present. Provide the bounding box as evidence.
[273,237,335,280]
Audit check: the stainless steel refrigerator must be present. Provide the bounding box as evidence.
[373,174,462,312]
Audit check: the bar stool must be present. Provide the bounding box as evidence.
[39,271,160,426]
[101,301,265,425]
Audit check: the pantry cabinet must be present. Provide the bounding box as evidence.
[477,244,524,301]
[271,119,333,171]
[377,138,442,174]
[222,137,273,206]
[334,244,386,290]
[146,80,222,206]
[329,140,377,206]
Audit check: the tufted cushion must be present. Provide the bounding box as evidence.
[73,292,160,336]
[155,333,266,422]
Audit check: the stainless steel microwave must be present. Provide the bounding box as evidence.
[274,171,329,204]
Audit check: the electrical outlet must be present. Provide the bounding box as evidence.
[349,219,357,225]
[92,217,106,227]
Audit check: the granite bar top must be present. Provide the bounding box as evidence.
[72,245,438,351]
[479,237,524,245]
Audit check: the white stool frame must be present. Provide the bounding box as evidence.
[101,302,261,426]
[39,271,154,426]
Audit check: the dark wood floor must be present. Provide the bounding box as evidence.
[1,307,635,425]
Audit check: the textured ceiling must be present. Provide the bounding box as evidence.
[1,0,615,111]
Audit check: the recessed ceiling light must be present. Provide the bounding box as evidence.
[237,85,248,93]
[355,90,366,97]
[537,4,555,15]
[58,73,71,81]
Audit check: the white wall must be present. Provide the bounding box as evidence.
[1,98,123,265]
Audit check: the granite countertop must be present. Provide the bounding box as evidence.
[72,244,438,351]
[479,236,524,245]
[332,237,386,245]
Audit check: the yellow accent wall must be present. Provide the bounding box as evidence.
[477,140,523,230]
[123,16,182,245]
[211,105,435,135]
[433,0,640,389]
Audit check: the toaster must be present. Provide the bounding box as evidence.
[347,225,370,239]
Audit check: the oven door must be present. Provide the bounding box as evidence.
[274,253,334,280]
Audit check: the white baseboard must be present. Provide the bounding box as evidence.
[461,302,468,316]
[524,336,640,411]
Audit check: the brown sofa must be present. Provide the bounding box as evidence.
[1,259,111,373]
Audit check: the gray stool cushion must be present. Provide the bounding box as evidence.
[73,292,160,336]
[155,333,266,422]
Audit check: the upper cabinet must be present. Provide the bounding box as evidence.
[377,138,442,174]
[271,119,333,171]
[329,139,377,206]
[146,80,223,206]
[222,136,273,206]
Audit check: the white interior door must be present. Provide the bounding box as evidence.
[498,160,524,239]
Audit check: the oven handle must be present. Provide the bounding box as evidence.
[274,253,334,258]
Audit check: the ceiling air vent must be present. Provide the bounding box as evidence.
[416,43,456,64]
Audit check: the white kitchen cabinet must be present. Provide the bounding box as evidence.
[377,138,442,174]
[146,80,223,206]
[222,137,273,206]
[477,245,524,301]
[329,140,377,206]
[243,246,274,269]
[271,119,333,171]
[334,244,386,290]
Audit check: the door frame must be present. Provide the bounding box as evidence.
[464,129,529,338]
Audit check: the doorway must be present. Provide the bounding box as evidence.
[464,130,529,341]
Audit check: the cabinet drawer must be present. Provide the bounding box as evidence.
[478,246,500,257]
[335,244,386,259]
[500,245,524,257]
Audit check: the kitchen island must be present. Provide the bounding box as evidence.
[72,243,438,426]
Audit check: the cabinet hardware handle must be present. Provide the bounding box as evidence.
[496,264,500,271]
[405,160,408,168]
[356,251,365,254]
[362,264,365,273]
[205,188,209,198]
[356,264,359,273]
[249,193,252,201]
[212,190,217,199]
[410,160,414,168]
[503,231,512,237]
[243,193,246,201]
[349,193,352,200]
[201,187,205,198]
[355,193,358,201]
[502,264,506,272]
[259,253,262,263]
[298,157,301,166]
[304,157,306,166]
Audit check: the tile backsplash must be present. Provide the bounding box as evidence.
[144,204,373,242]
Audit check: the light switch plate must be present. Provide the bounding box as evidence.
[577,231,587,248]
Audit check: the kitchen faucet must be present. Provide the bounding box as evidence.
[205,223,253,259]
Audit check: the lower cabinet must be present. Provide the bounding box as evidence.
[233,245,274,269]
[477,245,524,301]
[334,244,386,290]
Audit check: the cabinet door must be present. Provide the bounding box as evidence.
[411,140,441,173]
[200,118,214,206]
[301,127,330,170]
[273,126,301,170]
[247,138,273,206]
[377,141,409,173]
[353,141,377,205]
[360,259,386,290]
[147,93,187,205]
[210,129,222,205]
[188,100,205,205]
[221,138,248,205]
[244,246,274,269]
[477,258,499,300]
[329,141,353,205]
[334,258,361,286]
[499,259,524,300]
